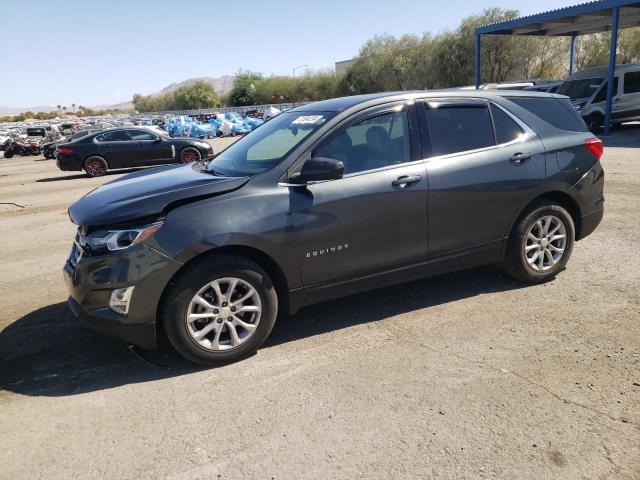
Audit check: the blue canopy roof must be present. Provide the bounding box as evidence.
[476,0,640,36]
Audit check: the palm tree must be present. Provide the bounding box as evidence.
[57,104,61,113]
[72,103,76,113]
[62,106,67,114]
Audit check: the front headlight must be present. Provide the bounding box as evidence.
[84,222,163,255]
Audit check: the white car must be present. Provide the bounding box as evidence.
[556,63,640,132]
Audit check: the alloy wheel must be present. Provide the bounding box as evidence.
[524,215,567,271]
[185,277,262,351]
[85,157,107,176]
[180,147,200,164]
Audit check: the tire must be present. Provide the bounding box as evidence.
[162,255,278,365]
[503,200,575,283]
[4,150,13,159]
[83,156,108,177]
[179,147,201,164]
[585,114,603,134]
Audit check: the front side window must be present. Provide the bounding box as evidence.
[425,105,495,156]
[593,77,619,103]
[100,130,131,142]
[314,110,410,175]
[207,111,333,176]
[624,71,640,94]
[127,130,156,141]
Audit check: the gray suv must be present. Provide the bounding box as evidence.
[64,91,605,365]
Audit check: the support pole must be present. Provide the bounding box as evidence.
[569,33,576,77]
[475,32,481,88]
[604,6,619,136]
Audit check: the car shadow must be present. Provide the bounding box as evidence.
[36,168,146,182]
[0,267,523,397]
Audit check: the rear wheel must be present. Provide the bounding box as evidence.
[3,150,13,158]
[503,201,575,283]
[83,156,108,177]
[162,256,278,365]
[179,147,201,164]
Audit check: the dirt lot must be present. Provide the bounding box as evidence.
[0,135,639,479]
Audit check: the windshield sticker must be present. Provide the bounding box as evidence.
[292,115,324,125]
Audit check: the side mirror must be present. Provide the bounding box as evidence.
[154,136,162,142]
[289,157,344,184]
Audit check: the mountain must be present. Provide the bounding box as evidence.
[150,75,236,98]
[0,75,236,115]
[0,105,60,115]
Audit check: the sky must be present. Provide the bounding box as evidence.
[0,0,580,108]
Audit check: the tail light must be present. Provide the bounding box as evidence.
[584,137,603,161]
[57,147,74,155]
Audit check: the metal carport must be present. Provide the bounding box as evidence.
[475,0,640,135]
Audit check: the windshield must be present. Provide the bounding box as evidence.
[556,78,604,99]
[208,111,333,176]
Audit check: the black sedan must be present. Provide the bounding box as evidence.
[56,127,213,177]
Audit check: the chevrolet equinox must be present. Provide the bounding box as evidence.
[64,91,605,365]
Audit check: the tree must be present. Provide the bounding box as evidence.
[173,81,219,110]
[228,71,264,106]
[132,81,220,112]
[72,103,76,113]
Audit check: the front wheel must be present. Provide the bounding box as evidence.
[503,201,575,283]
[162,256,278,365]
[3,150,13,158]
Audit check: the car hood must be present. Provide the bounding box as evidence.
[68,164,248,226]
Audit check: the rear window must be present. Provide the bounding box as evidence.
[507,97,587,132]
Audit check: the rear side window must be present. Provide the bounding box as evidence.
[507,97,587,132]
[425,106,495,156]
[100,130,131,142]
[624,71,640,94]
[490,104,524,144]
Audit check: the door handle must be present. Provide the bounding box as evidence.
[510,152,532,163]
[392,175,422,187]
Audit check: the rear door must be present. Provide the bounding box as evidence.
[417,98,546,256]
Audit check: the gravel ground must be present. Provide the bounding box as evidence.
[0,135,639,480]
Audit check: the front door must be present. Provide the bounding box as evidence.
[95,129,134,168]
[126,129,173,165]
[289,103,429,288]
